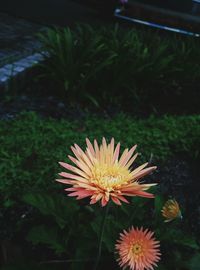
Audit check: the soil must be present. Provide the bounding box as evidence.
[1,84,200,120]
[0,94,91,121]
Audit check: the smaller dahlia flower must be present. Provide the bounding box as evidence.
[56,138,157,207]
[161,199,182,223]
[116,227,161,270]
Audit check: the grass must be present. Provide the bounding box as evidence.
[1,112,200,270]
[0,111,200,204]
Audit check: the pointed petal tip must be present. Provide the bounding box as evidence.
[58,161,65,166]
[132,144,137,150]
[55,178,67,183]
[86,137,90,143]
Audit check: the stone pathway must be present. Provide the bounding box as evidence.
[0,53,44,85]
[0,1,110,86]
[0,13,45,67]
[0,13,47,86]
[2,0,199,87]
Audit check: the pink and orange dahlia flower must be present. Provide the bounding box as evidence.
[116,227,161,270]
[56,138,157,207]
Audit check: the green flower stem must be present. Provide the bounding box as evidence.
[93,203,110,270]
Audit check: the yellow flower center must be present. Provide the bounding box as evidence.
[90,163,131,191]
[132,243,143,256]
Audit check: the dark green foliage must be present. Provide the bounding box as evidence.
[0,263,58,270]
[21,192,200,269]
[39,25,115,104]
[23,193,79,229]
[186,253,200,270]
[1,112,200,203]
[1,112,200,268]
[22,194,76,254]
[38,24,200,113]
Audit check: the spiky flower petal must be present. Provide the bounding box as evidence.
[116,227,161,270]
[161,199,182,222]
[56,138,157,207]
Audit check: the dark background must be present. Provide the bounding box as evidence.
[0,0,103,26]
[0,0,194,26]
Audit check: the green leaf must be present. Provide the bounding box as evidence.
[3,199,15,208]
[23,193,79,228]
[161,229,199,250]
[174,234,200,250]
[154,194,165,216]
[187,253,200,270]
[27,225,66,254]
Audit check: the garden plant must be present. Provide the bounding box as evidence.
[1,6,200,269]
[1,113,200,269]
[38,24,200,115]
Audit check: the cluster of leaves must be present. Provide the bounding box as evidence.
[1,111,200,205]
[1,112,200,269]
[38,25,115,104]
[38,24,200,114]
[14,191,200,270]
